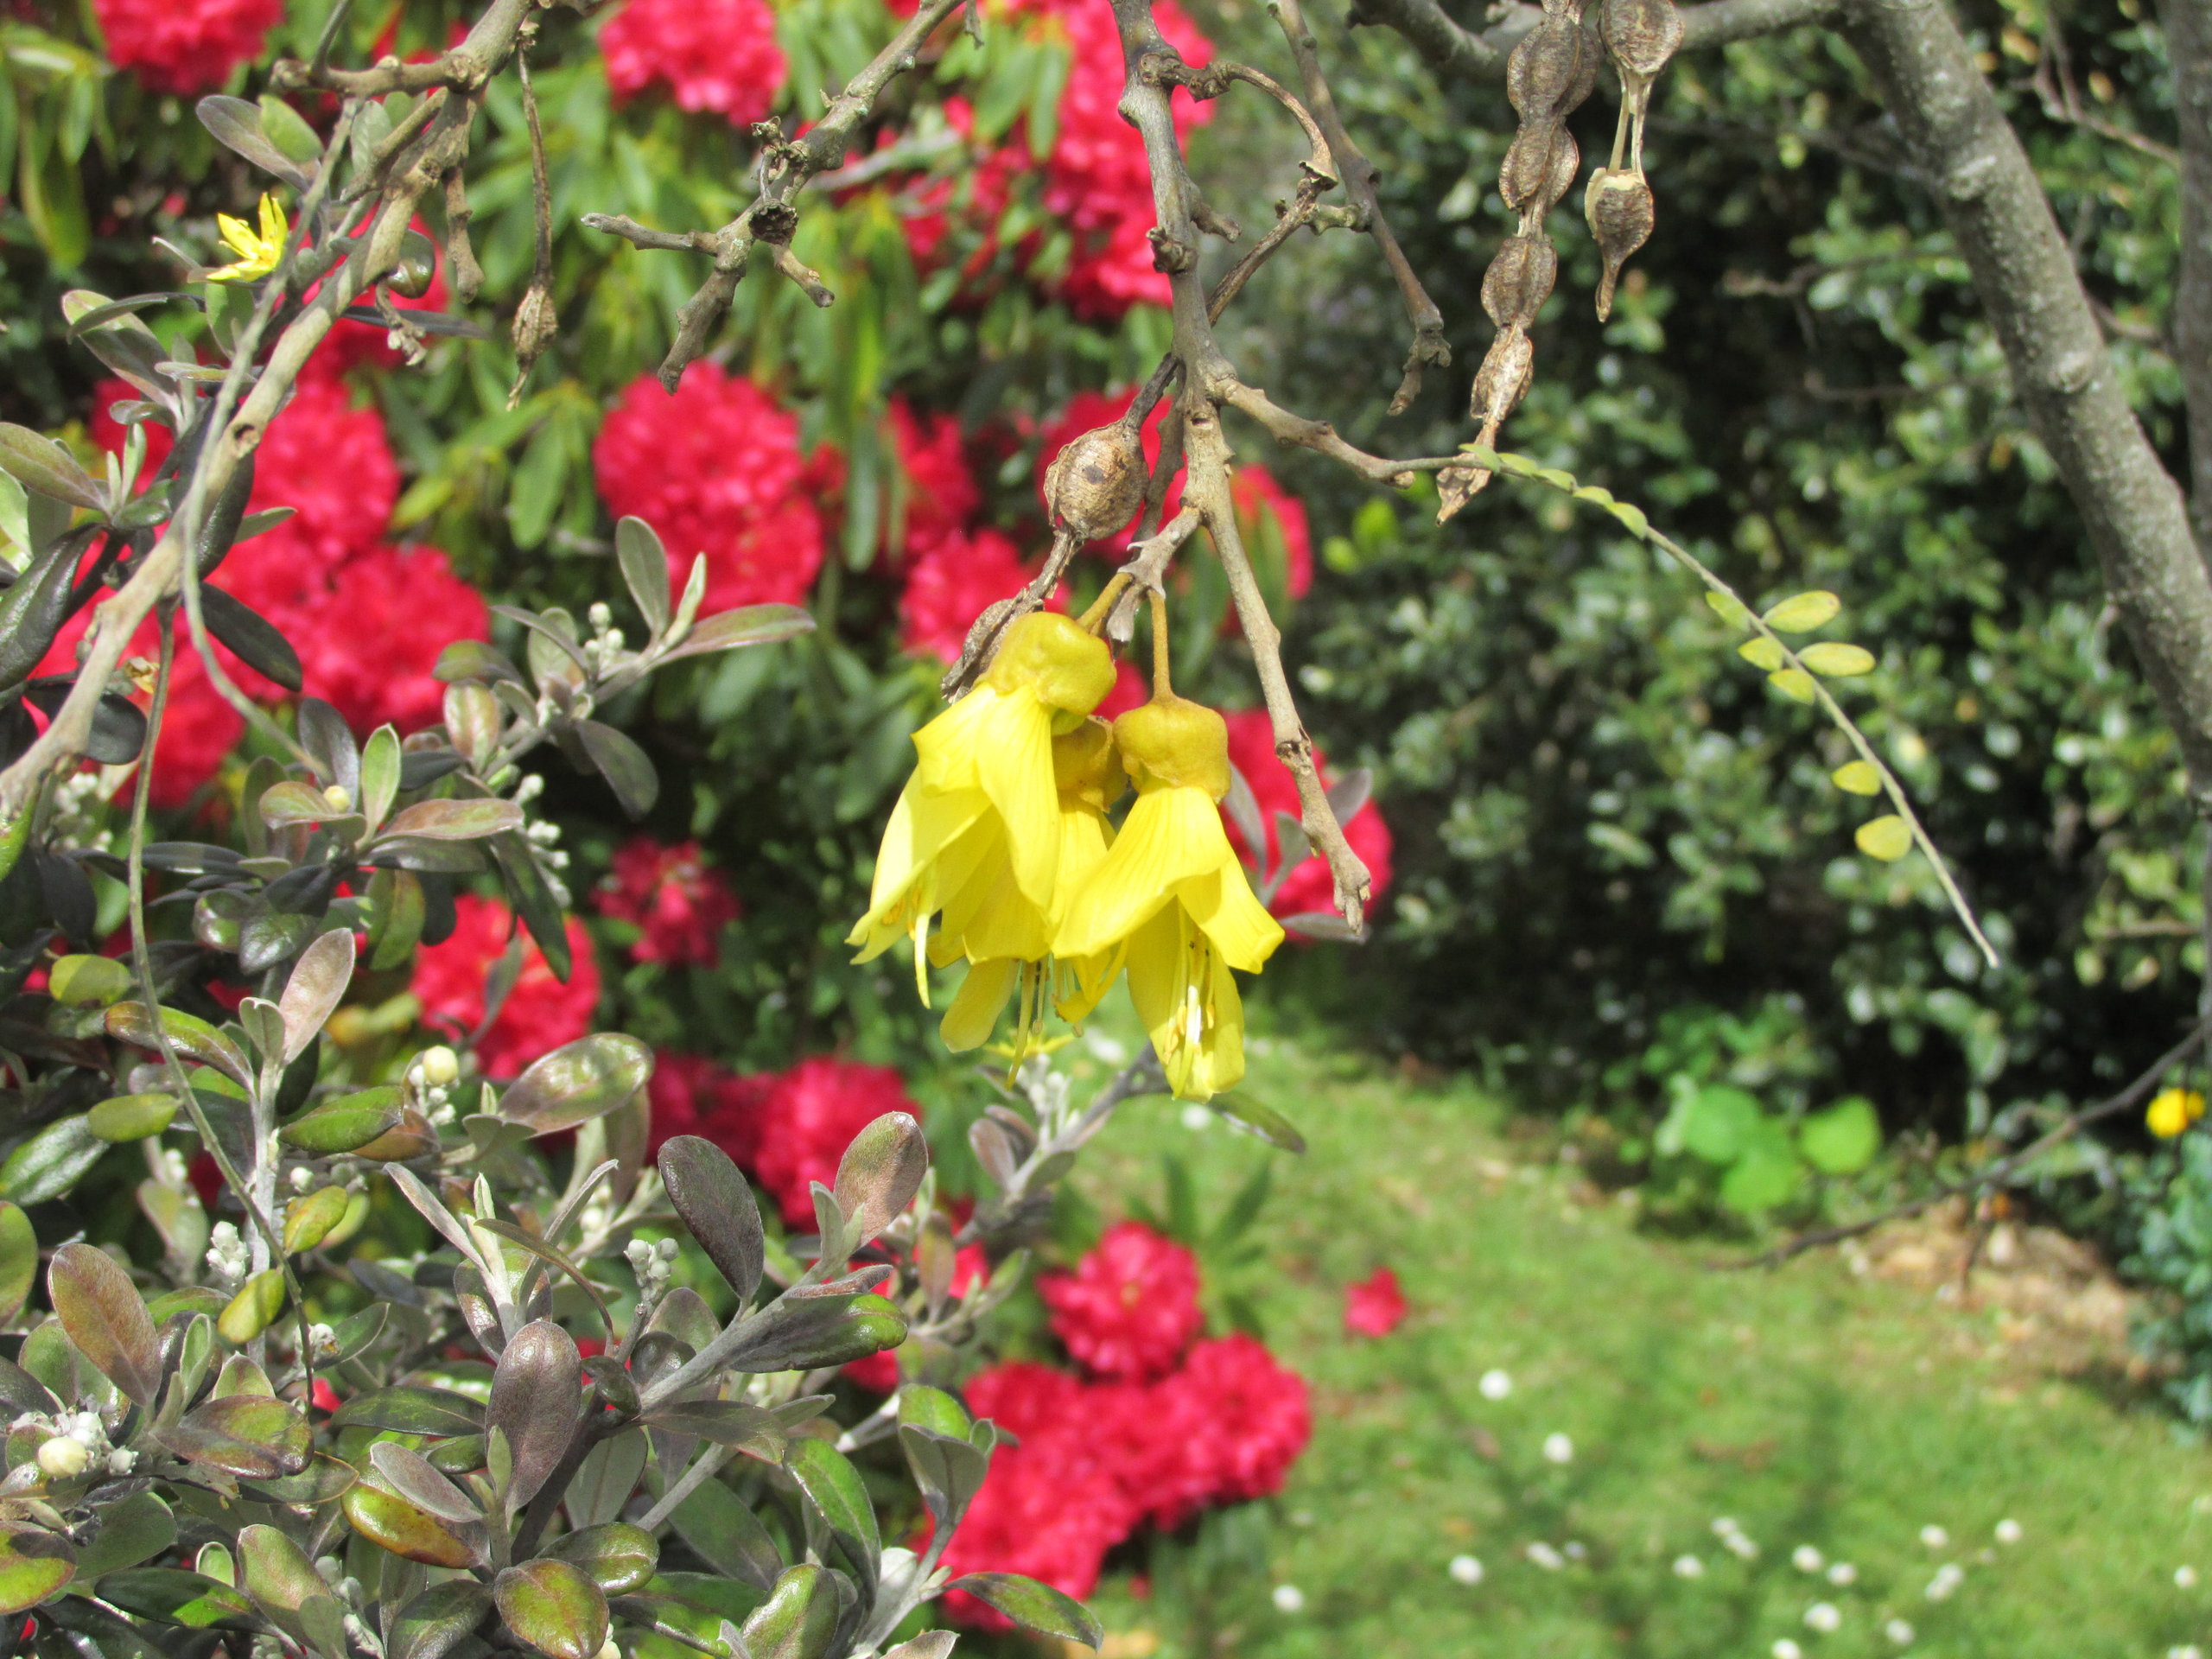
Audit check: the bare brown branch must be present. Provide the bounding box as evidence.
[1351,0,1841,82]
[2158,0,2212,545]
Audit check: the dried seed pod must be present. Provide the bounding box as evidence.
[1537,130,1583,216]
[1471,330,1537,430]
[1585,168,1656,321]
[1481,236,1560,329]
[1043,420,1147,542]
[1604,0,1685,81]
[1506,15,1589,118]
[1500,121,1570,213]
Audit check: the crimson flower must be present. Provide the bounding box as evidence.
[645,1052,767,1161]
[600,0,786,126]
[745,1057,924,1229]
[596,838,741,967]
[1160,1333,1312,1504]
[93,0,281,94]
[1219,708,1395,923]
[1039,1221,1203,1382]
[899,530,1042,662]
[410,894,601,1079]
[889,399,982,567]
[1344,1266,1408,1338]
[594,365,828,613]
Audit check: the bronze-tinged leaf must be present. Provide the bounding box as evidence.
[832,1112,929,1247]
[276,927,353,1065]
[0,1201,35,1325]
[237,1522,347,1658]
[340,1471,480,1569]
[544,1521,658,1595]
[331,1385,483,1437]
[499,1035,652,1136]
[277,1086,403,1154]
[352,1108,438,1162]
[47,1242,159,1408]
[493,1559,610,1659]
[370,1440,482,1524]
[389,1580,494,1659]
[0,1529,73,1613]
[239,1452,358,1507]
[740,1564,839,1659]
[721,1294,906,1375]
[643,1401,785,1463]
[658,1135,764,1306]
[160,1394,310,1478]
[487,1319,582,1510]
[947,1573,1103,1648]
[378,798,525,841]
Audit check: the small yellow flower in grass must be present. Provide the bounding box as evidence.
[938,717,1127,1052]
[2149,1086,2207,1139]
[207,192,290,283]
[1054,695,1283,1101]
[849,612,1115,989]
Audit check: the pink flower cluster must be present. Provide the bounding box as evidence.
[594,365,829,615]
[94,0,280,95]
[938,1223,1310,1624]
[646,1052,924,1228]
[594,836,741,967]
[1033,389,1313,597]
[410,893,603,1078]
[86,366,487,808]
[1221,708,1394,922]
[600,0,786,126]
[890,0,1215,317]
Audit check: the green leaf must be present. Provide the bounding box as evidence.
[1735,637,1786,671]
[276,926,354,1065]
[0,1529,74,1614]
[899,1422,989,1526]
[48,954,130,1007]
[217,1268,287,1344]
[340,1472,479,1568]
[487,1319,583,1510]
[194,96,314,188]
[1719,1122,1806,1215]
[1800,1096,1883,1174]
[948,1573,1103,1648]
[161,1393,310,1478]
[99,1567,257,1630]
[545,1522,658,1596]
[104,1002,251,1084]
[788,1437,880,1588]
[614,516,671,632]
[659,1134,766,1306]
[721,1293,906,1374]
[360,725,402,830]
[576,720,658,819]
[897,1384,972,1441]
[0,423,102,511]
[660,604,815,664]
[330,1384,483,1436]
[282,1185,351,1254]
[499,1034,652,1136]
[1677,1086,1762,1166]
[1206,1092,1307,1152]
[493,1559,610,1659]
[279,1085,404,1154]
[739,1564,840,1659]
[1831,760,1883,796]
[378,798,526,842]
[71,1491,175,1580]
[237,1522,346,1659]
[1799,641,1876,677]
[88,1093,177,1141]
[669,1474,783,1593]
[1855,815,1914,861]
[1,1115,105,1205]
[388,1580,493,1659]
[1762,590,1841,632]
[0,1202,35,1324]
[1766,668,1816,703]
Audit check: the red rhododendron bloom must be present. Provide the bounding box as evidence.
[1162,1333,1312,1504]
[411,894,601,1078]
[94,0,280,94]
[35,613,242,811]
[1344,1266,1408,1338]
[889,399,980,566]
[600,0,786,126]
[596,837,741,966]
[645,1052,767,1160]
[1219,708,1394,922]
[1039,1222,1203,1382]
[594,365,827,613]
[289,544,488,733]
[899,530,1037,662]
[745,1057,923,1229]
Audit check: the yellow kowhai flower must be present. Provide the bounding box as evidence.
[2148,1086,2206,1139]
[207,193,289,283]
[848,612,1115,990]
[1054,694,1283,1101]
[938,717,1127,1052]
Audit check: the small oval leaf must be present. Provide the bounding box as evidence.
[1762,590,1841,632]
[1799,641,1876,677]
[1830,760,1883,796]
[48,1242,161,1408]
[501,1035,652,1136]
[493,1559,609,1659]
[1855,815,1914,861]
[659,1135,766,1306]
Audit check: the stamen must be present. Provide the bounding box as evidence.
[912,909,931,1008]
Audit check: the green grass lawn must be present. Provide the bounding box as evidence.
[1045,1031,2212,1659]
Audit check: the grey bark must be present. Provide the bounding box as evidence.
[1349,0,1842,80]
[2159,0,2212,545]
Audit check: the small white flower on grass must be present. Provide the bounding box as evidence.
[1924,1564,1964,1601]
[1448,1555,1484,1586]
[1564,1541,1588,1560]
[1726,1532,1762,1560]
[1771,1640,1803,1659]
[1180,1103,1215,1132]
[1672,1554,1706,1579]
[1885,1620,1916,1646]
[1993,1518,2023,1545]
[1271,1585,1305,1613]
[1792,1546,1825,1573]
[1803,1602,1841,1634]
[2177,1566,2200,1590]
[1713,1516,1741,1537]
[1527,1542,1565,1571]
[1542,1433,1574,1465]
[1479,1369,1513,1400]
[1826,1562,1858,1587]
[2170,1647,2203,1659]
[1918,1525,1949,1549]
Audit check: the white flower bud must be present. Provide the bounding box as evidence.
[417,1046,461,1088]
[36,1437,88,1479]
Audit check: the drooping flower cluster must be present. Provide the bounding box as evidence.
[86,365,486,806]
[599,0,786,126]
[410,894,602,1079]
[887,0,1214,318]
[644,1052,925,1228]
[594,365,828,613]
[938,1223,1310,1624]
[1221,709,1394,922]
[851,612,1282,1098]
[93,0,281,96]
[594,837,741,966]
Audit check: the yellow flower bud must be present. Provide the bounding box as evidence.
[1114,696,1232,802]
[417,1046,461,1088]
[2148,1086,2206,1139]
[980,613,1116,715]
[36,1436,88,1479]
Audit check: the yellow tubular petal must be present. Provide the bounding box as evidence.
[1054,786,1229,961]
[1052,944,1124,1026]
[975,691,1059,908]
[912,685,1003,794]
[1049,805,1115,931]
[216,213,256,257]
[257,193,285,248]
[1122,907,1246,1101]
[1178,863,1285,975]
[941,958,1018,1051]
